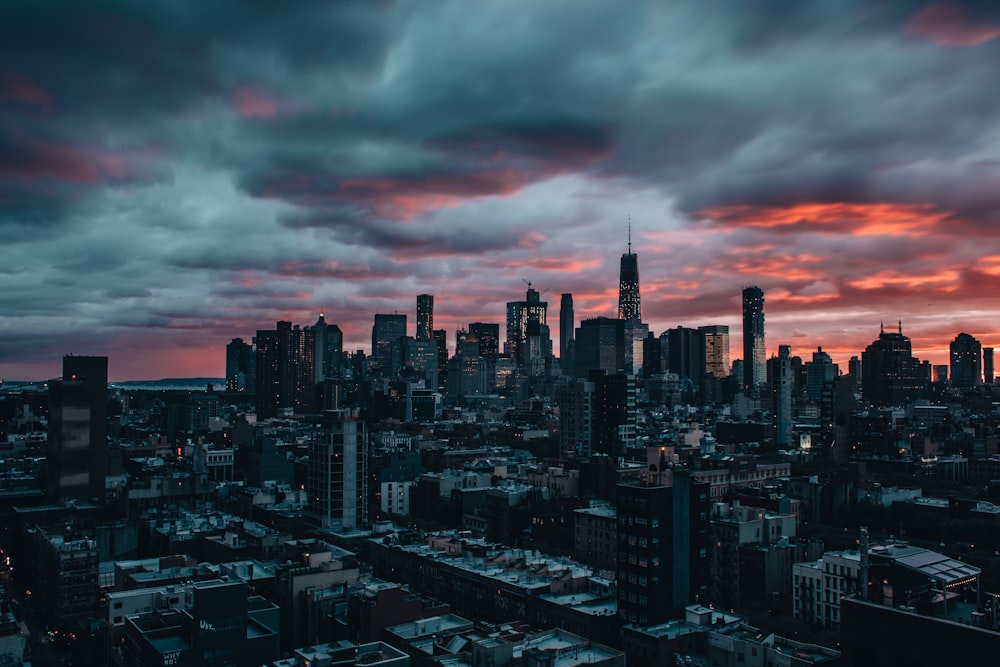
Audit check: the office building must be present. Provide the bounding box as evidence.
[312,314,343,381]
[618,235,641,322]
[371,314,407,376]
[986,347,995,384]
[416,294,433,341]
[48,354,108,503]
[699,325,730,379]
[642,331,662,377]
[558,371,635,457]
[506,284,548,365]
[226,338,252,392]
[742,286,766,389]
[468,322,500,361]
[255,321,316,418]
[861,323,928,406]
[447,339,486,397]
[575,317,625,378]
[560,293,575,367]
[770,345,793,448]
[950,332,982,387]
[307,410,369,531]
[432,329,448,391]
[805,346,838,401]
[666,327,704,383]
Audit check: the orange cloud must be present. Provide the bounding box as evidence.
[907,3,1000,47]
[696,202,953,236]
[847,268,961,291]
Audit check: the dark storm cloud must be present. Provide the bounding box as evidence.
[4,0,1000,377]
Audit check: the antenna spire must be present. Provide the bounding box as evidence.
[627,214,632,254]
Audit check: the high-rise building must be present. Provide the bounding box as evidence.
[805,346,838,401]
[642,331,662,377]
[225,338,252,392]
[48,355,108,503]
[618,235,641,322]
[616,460,710,625]
[770,345,793,448]
[985,347,995,384]
[742,286,766,388]
[861,323,928,406]
[574,317,625,378]
[403,337,439,389]
[557,371,635,456]
[950,332,982,387]
[416,294,434,341]
[255,321,316,418]
[667,326,704,382]
[447,339,485,397]
[700,325,730,379]
[307,410,368,530]
[371,313,407,375]
[506,284,547,364]
[433,329,448,391]
[624,321,649,377]
[560,293,574,371]
[311,313,343,382]
[468,322,500,361]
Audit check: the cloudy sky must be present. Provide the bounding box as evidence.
[3,0,1000,381]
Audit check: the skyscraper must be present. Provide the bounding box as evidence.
[574,317,625,378]
[468,322,500,361]
[307,410,368,530]
[985,347,995,384]
[48,355,108,503]
[433,329,448,391]
[770,345,793,447]
[371,313,407,375]
[667,326,705,382]
[950,332,982,387]
[506,284,547,365]
[225,338,252,391]
[416,294,434,341]
[254,321,316,418]
[618,233,640,322]
[805,346,838,401]
[699,325,730,379]
[311,313,343,382]
[618,229,643,375]
[742,286,766,389]
[861,323,928,406]
[559,293,574,369]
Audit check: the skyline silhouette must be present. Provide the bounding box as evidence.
[3,1,1000,380]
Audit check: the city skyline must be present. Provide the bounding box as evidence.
[3,2,1000,380]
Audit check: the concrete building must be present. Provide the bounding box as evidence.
[573,503,617,571]
[48,354,108,503]
[119,580,279,667]
[307,410,368,531]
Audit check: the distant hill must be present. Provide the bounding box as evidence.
[111,378,226,390]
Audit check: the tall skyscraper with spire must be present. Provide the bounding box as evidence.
[618,220,641,322]
[742,286,766,389]
[618,219,645,375]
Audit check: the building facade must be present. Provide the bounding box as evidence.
[742,286,766,389]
